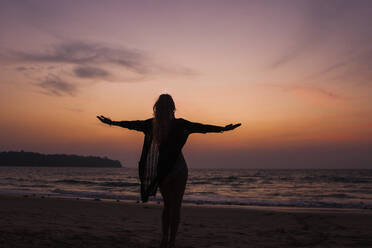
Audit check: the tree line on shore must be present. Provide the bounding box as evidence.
[0,151,122,168]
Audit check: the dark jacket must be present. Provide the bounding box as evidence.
[113,118,224,202]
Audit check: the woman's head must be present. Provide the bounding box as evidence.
[153,94,175,121]
[152,94,175,144]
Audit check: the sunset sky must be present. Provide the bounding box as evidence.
[1,0,371,168]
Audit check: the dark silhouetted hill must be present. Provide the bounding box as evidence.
[0,151,122,168]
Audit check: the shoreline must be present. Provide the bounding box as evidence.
[1,194,372,247]
[1,188,371,211]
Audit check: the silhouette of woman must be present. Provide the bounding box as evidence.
[97,94,241,248]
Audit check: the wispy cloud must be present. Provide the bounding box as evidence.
[292,86,349,102]
[304,61,348,80]
[15,66,29,71]
[268,1,371,70]
[37,75,77,96]
[269,48,309,69]
[8,41,199,78]
[302,49,372,85]
[73,66,110,79]
[4,40,198,96]
[266,83,350,109]
[10,41,149,75]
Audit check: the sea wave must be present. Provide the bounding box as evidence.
[100,182,139,187]
[1,167,372,210]
[48,189,372,209]
[54,179,139,187]
[51,188,139,200]
[55,179,96,185]
[300,176,372,183]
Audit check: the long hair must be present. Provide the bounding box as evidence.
[152,94,175,144]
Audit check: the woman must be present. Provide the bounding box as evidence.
[97,94,241,248]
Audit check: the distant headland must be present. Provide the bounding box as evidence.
[0,151,122,168]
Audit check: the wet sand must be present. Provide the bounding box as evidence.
[0,194,371,247]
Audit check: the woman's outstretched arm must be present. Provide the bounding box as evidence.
[97,115,148,132]
[183,118,241,134]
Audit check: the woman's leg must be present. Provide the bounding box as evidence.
[168,169,188,247]
[159,183,171,248]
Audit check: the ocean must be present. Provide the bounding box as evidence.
[0,167,371,209]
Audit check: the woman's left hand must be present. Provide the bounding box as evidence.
[223,123,241,131]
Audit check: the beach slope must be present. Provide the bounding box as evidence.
[0,195,371,248]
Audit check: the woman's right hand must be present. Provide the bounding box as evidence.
[97,115,113,125]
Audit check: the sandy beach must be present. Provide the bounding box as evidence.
[0,194,371,248]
